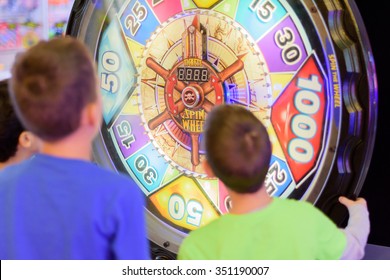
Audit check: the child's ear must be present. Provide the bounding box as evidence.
[18,131,41,153]
[18,131,34,149]
[90,92,103,130]
[202,159,215,177]
[82,101,102,129]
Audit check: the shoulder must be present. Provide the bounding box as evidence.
[0,160,29,180]
[75,163,146,216]
[270,198,332,223]
[63,158,136,186]
[274,197,321,212]
[86,163,143,196]
[89,163,133,184]
[178,224,216,260]
[181,215,229,245]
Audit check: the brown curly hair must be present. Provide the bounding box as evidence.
[204,104,272,193]
[9,37,97,141]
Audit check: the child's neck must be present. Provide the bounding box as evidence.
[40,128,94,161]
[228,186,273,215]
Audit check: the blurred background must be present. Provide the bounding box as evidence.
[355,0,389,250]
[0,0,74,80]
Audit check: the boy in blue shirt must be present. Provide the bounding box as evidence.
[0,37,150,259]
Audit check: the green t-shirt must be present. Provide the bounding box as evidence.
[177,198,346,260]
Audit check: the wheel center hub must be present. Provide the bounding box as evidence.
[182,85,202,108]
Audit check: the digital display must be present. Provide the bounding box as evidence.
[177,67,208,82]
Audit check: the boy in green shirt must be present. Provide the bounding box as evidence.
[178,104,369,260]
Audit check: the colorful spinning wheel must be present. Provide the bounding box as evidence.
[66,0,377,259]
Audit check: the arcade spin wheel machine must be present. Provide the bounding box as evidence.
[66,0,377,259]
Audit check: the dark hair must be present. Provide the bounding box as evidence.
[9,36,97,141]
[0,79,24,162]
[204,104,272,193]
